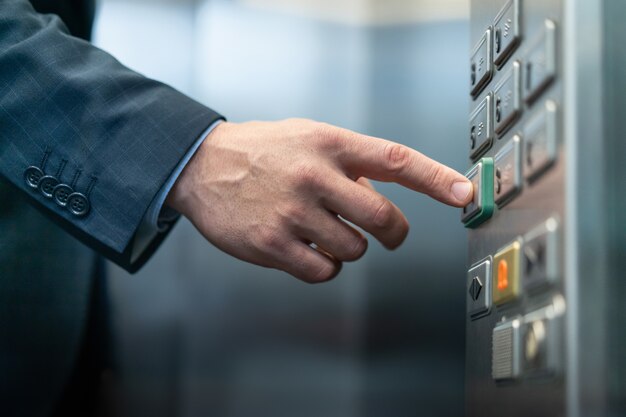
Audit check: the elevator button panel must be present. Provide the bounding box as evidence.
[492,317,521,380]
[524,100,558,182]
[462,158,494,228]
[493,239,522,305]
[494,61,522,135]
[523,217,560,290]
[470,28,493,98]
[521,300,564,377]
[494,135,522,207]
[524,20,557,104]
[467,257,493,319]
[470,93,494,159]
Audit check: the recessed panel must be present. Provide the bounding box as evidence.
[471,28,493,98]
[494,61,522,135]
[524,20,557,104]
[494,135,522,207]
[523,100,558,182]
[493,0,522,67]
[467,257,493,319]
[470,93,494,159]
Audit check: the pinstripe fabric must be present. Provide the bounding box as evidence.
[0,0,223,415]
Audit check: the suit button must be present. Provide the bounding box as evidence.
[53,184,73,207]
[38,175,59,198]
[67,192,90,217]
[24,166,44,189]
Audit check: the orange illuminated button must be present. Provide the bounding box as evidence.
[493,239,522,305]
[497,259,509,291]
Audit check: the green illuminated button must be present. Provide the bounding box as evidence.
[462,157,495,228]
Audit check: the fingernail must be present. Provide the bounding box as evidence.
[451,181,472,203]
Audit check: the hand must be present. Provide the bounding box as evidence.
[167,119,472,283]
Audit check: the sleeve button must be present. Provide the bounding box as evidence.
[24,166,44,189]
[67,192,90,217]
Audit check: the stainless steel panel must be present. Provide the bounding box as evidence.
[467,0,626,416]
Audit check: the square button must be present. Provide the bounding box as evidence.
[524,20,557,104]
[494,61,522,136]
[523,100,559,182]
[462,158,495,228]
[492,317,522,380]
[467,257,492,319]
[493,0,521,68]
[470,28,493,98]
[493,239,522,305]
[494,135,522,207]
[523,217,560,290]
[470,93,494,159]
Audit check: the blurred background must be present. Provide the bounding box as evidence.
[95,0,470,416]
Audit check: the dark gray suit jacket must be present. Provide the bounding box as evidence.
[0,0,223,414]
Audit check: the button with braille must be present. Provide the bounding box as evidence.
[53,184,73,207]
[38,175,59,198]
[24,166,44,189]
[67,192,90,217]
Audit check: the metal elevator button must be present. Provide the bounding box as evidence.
[524,20,557,104]
[467,257,492,319]
[523,217,560,290]
[470,28,493,98]
[523,100,558,182]
[494,135,522,207]
[462,158,495,228]
[521,299,565,377]
[492,317,521,381]
[494,61,522,136]
[493,0,521,68]
[469,93,494,159]
[493,238,522,305]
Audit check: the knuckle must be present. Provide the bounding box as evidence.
[312,123,341,149]
[293,162,324,190]
[372,198,395,229]
[279,202,308,226]
[309,261,340,283]
[383,143,411,175]
[343,237,368,261]
[422,163,445,190]
[256,228,285,252]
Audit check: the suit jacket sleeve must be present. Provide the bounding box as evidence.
[0,0,224,272]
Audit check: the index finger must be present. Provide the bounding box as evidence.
[335,130,473,207]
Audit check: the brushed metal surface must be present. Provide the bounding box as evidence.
[466,0,566,416]
[467,0,626,416]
